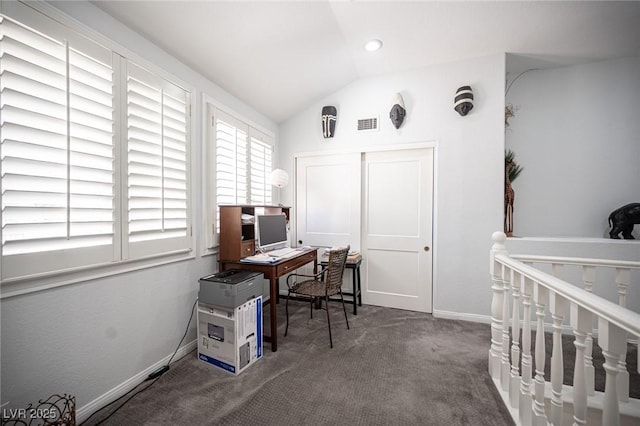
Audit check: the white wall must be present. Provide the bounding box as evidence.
[0,1,277,418]
[278,54,506,320]
[505,56,640,239]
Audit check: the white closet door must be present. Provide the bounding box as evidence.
[295,153,361,250]
[362,148,433,312]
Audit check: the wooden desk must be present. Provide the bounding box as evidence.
[219,247,318,352]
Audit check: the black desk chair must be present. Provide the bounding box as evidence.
[285,246,350,348]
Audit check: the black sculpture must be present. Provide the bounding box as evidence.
[321,106,337,138]
[389,93,406,129]
[454,85,474,116]
[608,202,640,239]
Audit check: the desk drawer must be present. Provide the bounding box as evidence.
[241,241,255,257]
[276,252,316,275]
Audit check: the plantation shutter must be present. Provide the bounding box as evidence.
[125,61,190,258]
[249,130,273,205]
[0,16,115,280]
[215,108,248,208]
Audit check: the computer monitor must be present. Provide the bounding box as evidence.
[256,214,288,251]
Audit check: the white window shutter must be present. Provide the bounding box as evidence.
[214,108,248,208]
[249,130,273,205]
[1,16,115,280]
[125,61,190,259]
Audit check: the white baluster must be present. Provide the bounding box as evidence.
[510,270,522,408]
[501,264,512,391]
[489,232,507,378]
[551,263,563,279]
[582,265,596,396]
[549,291,568,426]
[533,283,548,426]
[615,268,630,402]
[570,304,592,426]
[598,318,626,426]
[519,276,534,426]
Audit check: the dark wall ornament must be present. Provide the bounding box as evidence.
[608,202,640,239]
[454,85,474,116]
[321,106,337,138]
[389,93,406,129]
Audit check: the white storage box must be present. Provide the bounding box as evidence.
[197,296,262,375]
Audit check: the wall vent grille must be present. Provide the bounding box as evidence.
[357,116,379,132]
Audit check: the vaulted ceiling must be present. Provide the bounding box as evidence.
[89,1,640,123]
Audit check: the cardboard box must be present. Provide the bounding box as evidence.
[197,296,262,375]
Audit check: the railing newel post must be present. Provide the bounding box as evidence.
[489,231,508,379]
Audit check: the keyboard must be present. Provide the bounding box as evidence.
[267,247,297,258]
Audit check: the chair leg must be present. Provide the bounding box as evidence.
[325,294,333,348]
[339,291,350,330]
[285,290,291,337]
[309,296,314,319]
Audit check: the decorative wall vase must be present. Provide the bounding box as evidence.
[321,106,337,138]
[454,86,474,116]
[389,93,406,129]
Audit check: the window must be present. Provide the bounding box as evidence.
[1,17,114,258]
[210,107,273,242]
[0,7,192,283]
[125,62,191,259]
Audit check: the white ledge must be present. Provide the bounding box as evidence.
[508,236,640,245]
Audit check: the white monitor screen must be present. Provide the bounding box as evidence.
[257,214,288,250]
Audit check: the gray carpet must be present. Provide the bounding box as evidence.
[84,302,514,425]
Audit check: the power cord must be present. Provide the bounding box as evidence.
[165,297,198,367]
[82,298,198,425]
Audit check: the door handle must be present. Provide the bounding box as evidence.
[424,246,430,252]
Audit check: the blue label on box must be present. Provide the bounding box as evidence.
[198,353,236,373]
[257,299,262,358]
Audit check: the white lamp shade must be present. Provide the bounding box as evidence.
[270,168,289,188]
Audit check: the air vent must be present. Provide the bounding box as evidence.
[357,116,379,132]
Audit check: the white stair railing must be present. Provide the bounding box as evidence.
[489,232,640,426]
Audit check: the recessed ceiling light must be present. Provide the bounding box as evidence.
[364,39,383,52]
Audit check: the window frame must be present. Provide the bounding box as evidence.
[202,97,275,252]
[0,1,196,297]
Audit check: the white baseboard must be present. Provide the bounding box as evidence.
[76,339,197,424]
[432,309,492,324]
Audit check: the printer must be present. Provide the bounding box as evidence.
[198,270,262,308]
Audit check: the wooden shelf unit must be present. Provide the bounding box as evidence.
[219,205,290,261]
